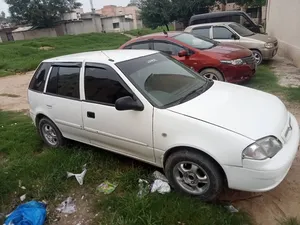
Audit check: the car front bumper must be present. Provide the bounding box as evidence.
[261,46,279,60]
[223,113,299,192]
[221,64,256,84]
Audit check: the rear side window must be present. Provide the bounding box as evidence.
[213,27,233,39]
[126,42,150,50]
[192,27,211,38]
[46,66,80,99]
[84,64,132,105]
[28,62,51,92]
[153,42,184,55]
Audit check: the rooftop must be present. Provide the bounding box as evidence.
[43,50,158,63]
[186,22,234,29]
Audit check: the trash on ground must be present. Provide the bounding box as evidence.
[18,180,26,190]
[4,201,47,225]
[153,171,168,183]
[67,164,87,185]
[56,197,76,214]
[137,179,150,198]
[96,181,118,195]
[20,194,26,202]
[224,204,239,213]
[151,179,171,194]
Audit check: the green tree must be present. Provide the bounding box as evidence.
[1,11,6,19]
[139,0,173,31]
[5,0,82,27]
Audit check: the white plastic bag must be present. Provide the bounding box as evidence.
[152,171,168,183]
[56,197,76,214]
[151,179,171,194]
[67,165,87,185]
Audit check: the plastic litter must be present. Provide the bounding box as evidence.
[4,201,47,225]
[137,179,150,198]
[153,171,168,183]
[67,164,87,185]
[56,197,76,214]
[224,205,239,213]
[20,194,26,202]
[151,179,171,194]
[96,181,118,195]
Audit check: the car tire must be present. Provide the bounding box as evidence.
[38,117,64,148]
[165,149,224,202]
[252,50,263,65]
[199,68,224,81]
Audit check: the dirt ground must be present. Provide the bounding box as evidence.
[1,56,300,225]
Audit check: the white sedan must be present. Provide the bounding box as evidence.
[28,50,299,201]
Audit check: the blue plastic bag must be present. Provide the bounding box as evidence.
[4,201,46,225]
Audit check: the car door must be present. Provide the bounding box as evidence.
[81,63,154,162]
[43,63,86,142]
[212,26,239,45]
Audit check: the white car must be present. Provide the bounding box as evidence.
[28,50,299,201]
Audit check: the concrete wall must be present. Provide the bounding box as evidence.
[102,17,133,32]
[13,28,56,41]
[267,0,300,67]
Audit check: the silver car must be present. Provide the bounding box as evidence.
[184,22,278,65]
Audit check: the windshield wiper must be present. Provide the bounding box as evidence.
[179,80,211,104]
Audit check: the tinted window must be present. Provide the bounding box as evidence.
[153,42,184,55]
[229,23,254,37]
[46,66,80,99]
[192,27,210,38]
[129,42,150,49]
[84,65,132,105]
[29,62,51,92]
[213,27,233,39]
[174,33,215,50]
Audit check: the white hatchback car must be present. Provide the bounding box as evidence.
[28,50,299,201]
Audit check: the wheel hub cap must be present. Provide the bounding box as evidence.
[42,124,58,146]
[204,73,218,80]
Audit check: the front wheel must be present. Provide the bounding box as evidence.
[165,149,224,201]
[252,50,263,65]
[199,68,224,81]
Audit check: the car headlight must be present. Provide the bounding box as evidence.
[242,136,282,160]
[265,42,274,49]
[220,59,244,65]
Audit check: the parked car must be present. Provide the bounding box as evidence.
[185,22,278,65]
[28,50,299,201]
[189,11,265,34]
[120,32,256,83]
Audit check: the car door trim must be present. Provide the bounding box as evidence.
[55,119,83,129]
[84,127,149,146]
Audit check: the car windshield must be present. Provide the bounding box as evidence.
[174,33,216,50]
[229,23,254,37]
[116,53,211,108]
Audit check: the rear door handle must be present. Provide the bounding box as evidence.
[87,111,95,119]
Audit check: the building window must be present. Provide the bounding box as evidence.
[113,22,120,29]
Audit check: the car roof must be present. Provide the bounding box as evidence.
[133,31,183,40]
[190,11,246,20]
[186,22,234,30]
[43,50,158,64]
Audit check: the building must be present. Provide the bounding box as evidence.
[267,0,300,67]
[96,5,143,30]
[62,8,84,21]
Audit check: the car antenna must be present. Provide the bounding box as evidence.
[163,29,168,36]
[102,51,114,62]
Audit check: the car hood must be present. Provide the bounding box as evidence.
[247,33,277,43]
[168,81,287,140]
[204,43,252,59]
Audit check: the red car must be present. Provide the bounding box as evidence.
[120,32,256,83]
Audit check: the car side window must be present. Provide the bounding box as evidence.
[127,42,150,50]
[192,27,211,38]
[28,62,51,92]
[213,26,234,39]
[153,41,185,55]
[84,64,133,105]
[46,66,80,99]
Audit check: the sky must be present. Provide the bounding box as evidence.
[0,0,130,15]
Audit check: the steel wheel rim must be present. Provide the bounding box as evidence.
[253,52,262,64]
[173,161,210,195]
[42,123,58,146]
[203,73,219,80]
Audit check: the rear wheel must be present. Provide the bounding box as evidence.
[38,117,64,148]
[165,149,224,202]
[199,68,224,81]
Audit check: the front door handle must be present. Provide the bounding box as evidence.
[87,111,95,119]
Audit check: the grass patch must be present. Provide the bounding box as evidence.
[247,65,300,102]
[0,33,130,77]
[125,25,174,37]
[0,111,253,224]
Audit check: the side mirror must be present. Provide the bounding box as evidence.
[231,34,240,40]
[115,96,144,111]
[178,50,188,57]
